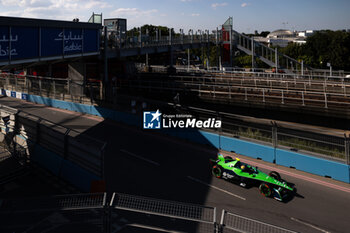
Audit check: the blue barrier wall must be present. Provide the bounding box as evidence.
[276,149,350,183]
[24,94,350,183]
[27,95,140,127]
[220,135,276,163]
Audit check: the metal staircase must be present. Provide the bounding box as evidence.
[233,30,304,72]
[223,17,306,73]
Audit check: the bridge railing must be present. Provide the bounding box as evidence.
[105,32,216,50]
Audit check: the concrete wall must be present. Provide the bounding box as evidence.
[22,94,350,184]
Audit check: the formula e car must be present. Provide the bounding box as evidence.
[210,154,295,201]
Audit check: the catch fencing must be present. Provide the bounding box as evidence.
[0,193,107,233]
[220,210,297,233]
[1,71,349,164]
[0,104,107,190]
[110,192,217,233]
[16,110,107,179]
[0,193,299,233]
[195,107,348,163]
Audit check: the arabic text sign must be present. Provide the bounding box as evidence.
[0,26,9,60]
[0,26,99,61]
[0,26,39,60]
[62,29,83,54]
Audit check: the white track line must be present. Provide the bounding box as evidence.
[120,149,160,166]
[290,217,331,233]
[187,176,246,200]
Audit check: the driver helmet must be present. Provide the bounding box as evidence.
[241,165,245,170]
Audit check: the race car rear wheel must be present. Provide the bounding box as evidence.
[269,171,281,181]
[212,165,222,178]
[259,183,272,197]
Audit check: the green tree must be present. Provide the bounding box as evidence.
[280,30,350,70]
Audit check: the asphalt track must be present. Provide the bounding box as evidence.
[1,96,350,233]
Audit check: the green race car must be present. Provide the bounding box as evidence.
[210,154,295,201]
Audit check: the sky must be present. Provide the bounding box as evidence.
[0,0,350,33]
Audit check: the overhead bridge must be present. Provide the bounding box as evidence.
[105,17,306,72]
[0,16,101,67]
[0,15,306,73]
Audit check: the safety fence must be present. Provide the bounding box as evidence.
[0,68,348,105]
[220,210,297,233]
[1,71,349,163]
[17,110,106,178]
[112,94,349,164]
[0,104,107,191]
[189,107,348,163]
[1,73,348,164]
[122,76,350,112]
[0,192,297,233]
[0,73,102,105]
[110,193,217,233]
[0,193,107,233]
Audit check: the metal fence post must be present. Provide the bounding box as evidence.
[262,89,265,102]
[272,121,278,163]
[5,74,8,89]
[39,79,42,96]
[324,93,328,108]
[345,134,350,165]
[53,80,56,98]
[302,91,305,106]
[220,209,225,233]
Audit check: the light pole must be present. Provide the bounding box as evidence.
[188,29,193,71]
[205,29,210,69]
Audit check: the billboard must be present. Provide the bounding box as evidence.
[0,26,9,61]
[0,25,100,63]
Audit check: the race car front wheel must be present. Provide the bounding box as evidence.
[259,183,272,197]
[212,166,222,178]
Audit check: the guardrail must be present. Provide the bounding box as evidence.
[0,192,298,233]
[110,192,217,233]
[0,193,107,233]
[220,210,297,233]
